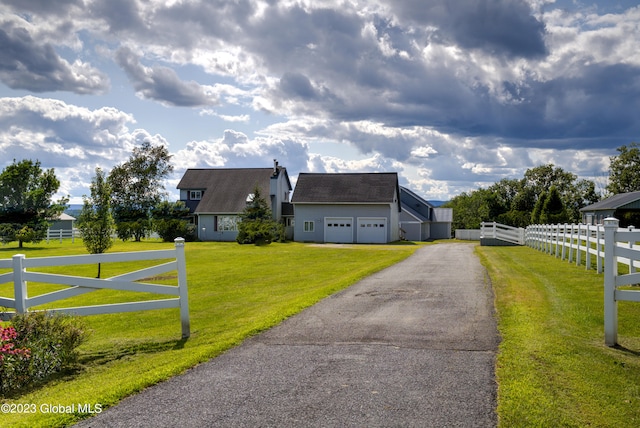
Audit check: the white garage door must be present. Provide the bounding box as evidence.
[324,217,354,243]
[357,218,387,243]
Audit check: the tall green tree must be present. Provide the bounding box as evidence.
[531,191,546,225]
[108,141,173,241]
[0,159,67,247]
[446,163,599,229]
[77,168,114,277]
[540,186,569,224]
[236,186,282,245]
[443,189,491,230]
[607,142,640,194]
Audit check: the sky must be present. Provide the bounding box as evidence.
[1,0,639,204]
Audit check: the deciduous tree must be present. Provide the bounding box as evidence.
[108,141,173,241]
[607,142,640,194]
[77,168,114,277]
[0,160,67,247]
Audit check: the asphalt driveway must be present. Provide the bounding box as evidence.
[76,243,499,427]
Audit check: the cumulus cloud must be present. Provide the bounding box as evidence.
[115,47,220,107]
[0,0,637,201]
[0,18,109,94]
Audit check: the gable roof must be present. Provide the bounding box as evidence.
[292,173,401,210]
[580,191,640,212]
[177,168,290,214]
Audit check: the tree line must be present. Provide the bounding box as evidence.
[444,142,640,230]
[0,142,194,251]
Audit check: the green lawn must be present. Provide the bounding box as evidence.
[4,239,640,427]
[477,245,640,427]
[0,239,420,427]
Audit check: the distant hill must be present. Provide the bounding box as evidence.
[65,204,83,219]
[429,201,448,207]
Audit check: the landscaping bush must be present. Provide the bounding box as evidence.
[0,311,89,395]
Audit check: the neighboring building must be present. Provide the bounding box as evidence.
[177,161,292,241]
[399,187,452,240]
[49,213,75,231]
[291,172,401,244]
[580,191,640,227]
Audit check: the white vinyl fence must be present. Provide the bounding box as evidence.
[0,238,190,339]
[526,218,640,346]
[480,222,525,245]
[46,228,81,243]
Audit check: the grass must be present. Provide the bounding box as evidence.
[0,239,420,427]
[477,245,640,427]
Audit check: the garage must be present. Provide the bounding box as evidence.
[357,217,387,243]
[324,217,354,243]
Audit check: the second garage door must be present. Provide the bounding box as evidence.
[357,218,387,243]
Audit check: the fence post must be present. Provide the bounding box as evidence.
[174,237,190,339]
[576,224,582,267]
[604,217,619,347]
[629,226,636,274]
[13,254,27,314]
[597,224,604,274]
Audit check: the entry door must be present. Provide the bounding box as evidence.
[357,218,387,243]
[324,217,354,243]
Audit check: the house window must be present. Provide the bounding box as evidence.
[190,190,202,200]
[219,215,239,231]
[304,221,314,232]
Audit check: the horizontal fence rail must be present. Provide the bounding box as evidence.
[46,228,81,243]
[480,222,525,245]
[525,218,640,346]
[0,238,190,339]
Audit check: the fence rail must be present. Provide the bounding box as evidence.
[480,222,525,245]
[0,238,190,338]
[46,228,81,243]
[525,218,640,346]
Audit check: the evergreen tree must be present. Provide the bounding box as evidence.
[236,186,283,245]
[531,191,546,224]
[540,186,569,224]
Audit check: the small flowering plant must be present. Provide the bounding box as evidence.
[1,323,32,395]
[1,311,88,396]
[0,325,31,360]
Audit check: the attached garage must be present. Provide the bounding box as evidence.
[292,173,402,244]
[357,217,387,243]
[324,217,354,243]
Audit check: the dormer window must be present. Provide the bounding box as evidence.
[190,190,202,200]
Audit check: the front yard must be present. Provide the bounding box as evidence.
[0,239,419,427]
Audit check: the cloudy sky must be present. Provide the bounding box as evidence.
[1,0,639,204]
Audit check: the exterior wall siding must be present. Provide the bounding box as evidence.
[293,204,397,243]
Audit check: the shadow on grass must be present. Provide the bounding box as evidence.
[79,337,189,367]
[612,344,640,357]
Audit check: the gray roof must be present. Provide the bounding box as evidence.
[177,168,289,214]
[292,173,400,210]
[580,191,640,212]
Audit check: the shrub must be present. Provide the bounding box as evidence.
[0,311,89,395]
[154,219,196,242]
[0,325,31,394]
